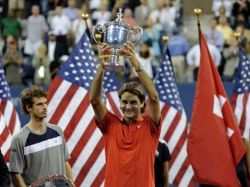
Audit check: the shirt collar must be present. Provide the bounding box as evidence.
[121,116,144,125]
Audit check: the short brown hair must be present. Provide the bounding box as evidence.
[20,86,47,115]
[118,82,146,112]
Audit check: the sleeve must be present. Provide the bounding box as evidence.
[57,126,70,161]
[0,150,10,186]
[212,46,221,66]
[95,111,114,134]
[42,17,49,32]
[160,142,171,162]
[92,11,98,20]
[9,136,25,174]
[63,137,70,161]
[149,115,162,139]
[186,46,195,66]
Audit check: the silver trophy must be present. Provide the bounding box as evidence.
[29,175,75,187]
[92,8,143,71]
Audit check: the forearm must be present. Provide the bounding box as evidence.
[163,162,169,187]
[131,58,158,101]
[65,162,73,182]
[90,65,105,105]
[137,70,158,100]
[11,173,27,187]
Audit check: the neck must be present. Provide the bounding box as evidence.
[28,118,46,133]
[123,116,140,125]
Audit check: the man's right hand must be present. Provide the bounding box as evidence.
[97,43,112,68]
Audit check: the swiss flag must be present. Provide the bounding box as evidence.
[187,30,246,186]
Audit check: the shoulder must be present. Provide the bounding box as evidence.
[95,111,121,130]
[143,114,161,126]
[12,126,30,145]
[46,124,66,140]
[142,115,153,122]
[103,110,120,123]
[158,139,171,159]
[47,123,63,133]
[159,139,168,147]
[14,126,30,139]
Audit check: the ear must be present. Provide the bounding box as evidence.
[140,101,146,113]
[26,105,32,113]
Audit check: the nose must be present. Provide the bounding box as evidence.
[43,103,48,109]
[125,103,134,109]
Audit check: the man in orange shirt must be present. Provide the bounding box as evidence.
[90,42,161,187]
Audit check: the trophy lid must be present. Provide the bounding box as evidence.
[115,8,123,22]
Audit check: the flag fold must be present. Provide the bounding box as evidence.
[187,30,246,186]
[155,47,195,186]
[231,48,250,140]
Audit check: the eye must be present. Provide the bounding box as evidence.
[130,101,138,105]
[121,100,128,104]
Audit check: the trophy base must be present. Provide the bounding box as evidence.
[104,64,125,72]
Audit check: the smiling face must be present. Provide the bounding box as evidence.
[27,97,48,121]
[120,92,145,123]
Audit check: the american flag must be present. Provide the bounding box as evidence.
[154,48,195,186]
[231,48,250,140]
[0,111,12,159]
[0,60,21,161]
[0,60,21,159]
[47,30,121,186]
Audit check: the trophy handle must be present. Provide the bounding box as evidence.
[92,24,106,43]
[129,26,143,45]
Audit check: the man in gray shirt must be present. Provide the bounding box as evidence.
[24,5,48,56]
[9,86,73,186]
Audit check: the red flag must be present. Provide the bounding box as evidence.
[187,30,246,186]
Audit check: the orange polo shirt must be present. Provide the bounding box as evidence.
[96,111,162,187]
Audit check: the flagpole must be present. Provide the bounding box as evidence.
[234,32,242,48]
[162,35,169,54]
[82,13,89,29]
[234,32,241,41]
[194,8,202,30]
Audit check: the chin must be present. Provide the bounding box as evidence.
[124,115,137,120]
[41,115,47,120]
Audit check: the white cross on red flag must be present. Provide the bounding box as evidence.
[187,29,246,186]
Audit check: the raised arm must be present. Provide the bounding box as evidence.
[120,42,160,124]
[90,44,111,122]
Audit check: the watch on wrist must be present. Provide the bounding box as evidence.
[135,65,143,73]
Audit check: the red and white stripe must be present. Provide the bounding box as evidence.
[231,93,250,140]
[159,101,195,187]
[0,99,21,136]
[47,77,107,186]
[0,112,12,158]
[0,99,21,159]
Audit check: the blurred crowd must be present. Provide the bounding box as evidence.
[0,0,249,86]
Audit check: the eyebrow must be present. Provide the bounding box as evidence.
[121,99,138,103]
